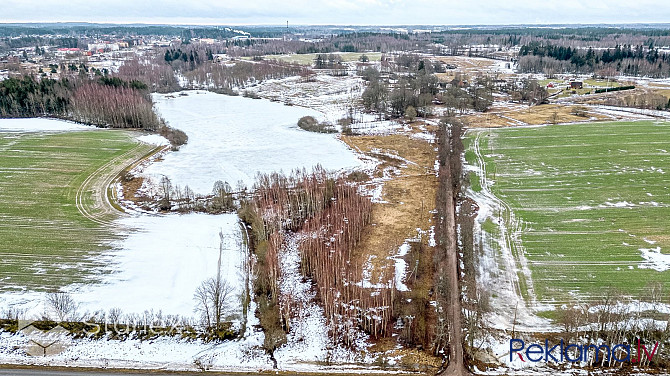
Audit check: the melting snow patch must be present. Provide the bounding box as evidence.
[639,247,670,272]
[137,134,169,146]
[602,201,635,208]
[392,243,411,292]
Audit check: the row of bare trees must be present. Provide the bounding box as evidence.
[548,284,670,368]
[155,176,238,213]
[240,166,402,352]
[297,177,396,342]
[116,57,181,93]
[70,81,161,130]
[182,60,308,90]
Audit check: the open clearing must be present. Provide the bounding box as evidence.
[468,120,670,306]
[0,128,154,292]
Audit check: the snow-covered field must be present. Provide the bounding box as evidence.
[0,118,91,132]
[144,90,363,194]
[0,212,244,320]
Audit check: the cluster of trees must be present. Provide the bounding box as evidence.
[599,91,670,111]
[296,116,336,133]
[116,57,181,93]
[297,175,392,343]
[156,176,237,213]
[499,78,549,106]
[313,54,344,69]
[70,81,160,129]
[239,167,390,355]
[0,75,70,117]
[554,284,670,368]
[361,58,441,119]
[182,60,308,90]
[361,59,498,119]
[225,33,421,59]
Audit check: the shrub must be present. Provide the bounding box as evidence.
[158,126,188,149]
[297,116,337,133]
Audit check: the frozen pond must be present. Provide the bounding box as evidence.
[144,90,362,194]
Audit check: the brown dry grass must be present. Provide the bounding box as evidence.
[434,56,495,70]
[466,104,611,128]
[341,126,442,369]
[505,104,595,124]
[653,88,670,99]
[341,133,437,275]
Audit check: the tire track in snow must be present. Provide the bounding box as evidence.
[75,140,156,226]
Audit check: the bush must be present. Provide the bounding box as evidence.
[405,105,417,121]
[242,90,260,99]
[296,116,337,133]
[347,170,369,182]
[158,126,188,149]
[571,106,589,117]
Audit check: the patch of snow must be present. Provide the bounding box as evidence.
[0,118,91,132]
[0,213,244,319]
[136,133,169,146]
[639,246,670,272]
[392,243,411,292]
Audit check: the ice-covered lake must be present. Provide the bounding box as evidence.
[144,90,362,194]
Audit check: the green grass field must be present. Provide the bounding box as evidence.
[469,120,670,304]
[0,130,148,292]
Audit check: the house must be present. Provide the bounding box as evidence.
[570,81,583,89]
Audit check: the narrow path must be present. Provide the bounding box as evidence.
[75,136,160,226]
[441,159,469,376]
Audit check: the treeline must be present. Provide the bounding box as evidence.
[361,57,441,119]
[518,42,670,77]
[150,176,237,213]
[116,56,181,93]
[433,117,467,357]
[597,91,670,111]
[0,74,162,130]
[182,60,308,90]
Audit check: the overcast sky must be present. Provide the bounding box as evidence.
[2,0,670,25]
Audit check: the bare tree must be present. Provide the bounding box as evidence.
[194,231,235,330]
[194,277,234,330]
[46,292,79,322]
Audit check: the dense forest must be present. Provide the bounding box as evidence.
[518,42,670,77]
[0,74,163,130]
